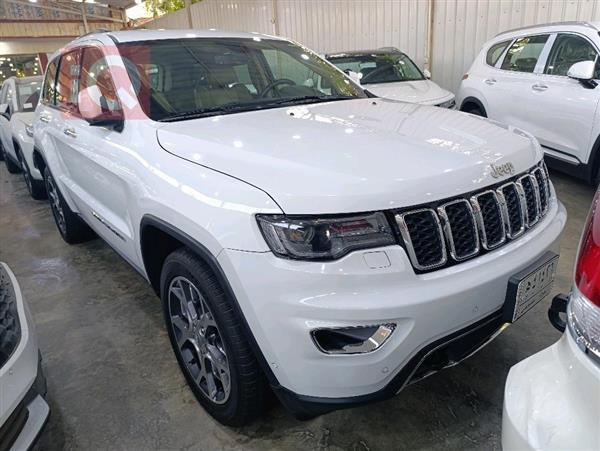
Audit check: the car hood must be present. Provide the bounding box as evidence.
[364,79,452,105]
[157,98,541,214]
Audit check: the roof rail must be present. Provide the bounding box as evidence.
[79,28,112,38]
[496,21,598,37]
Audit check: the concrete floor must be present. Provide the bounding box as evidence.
[0,163,595,451]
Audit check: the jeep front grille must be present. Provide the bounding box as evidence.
[0,264,21,369]
[394,162,551,272]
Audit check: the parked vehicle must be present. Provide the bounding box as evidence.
[34,29,565,426]
[0,262,49,449]
[0,75,45,198]
[325,48,455,107]
[457,21,600,184]
[502,187,600,449]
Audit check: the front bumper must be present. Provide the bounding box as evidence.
[502,329,600,450]
[219,198,566,414]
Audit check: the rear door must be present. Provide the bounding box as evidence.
[533,33,600,165]
[0,81,17,160]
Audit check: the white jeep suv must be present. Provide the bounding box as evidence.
[0,75,46,198]
[34,29,566,426]
[457,21,600,185]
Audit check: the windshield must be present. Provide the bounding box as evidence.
[117,38,366,122]
[327,52,424,84]
[15,80,41,112]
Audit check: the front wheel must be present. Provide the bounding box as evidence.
[4,149,20,174]
[160,248,267,426]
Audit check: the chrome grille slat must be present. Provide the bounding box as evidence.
[470,191,506,250]
[496,182,526,239]
[396,209,447,271]
[437,199,479,261]
[396,163,550,272]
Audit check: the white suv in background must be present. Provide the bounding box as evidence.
[0,75,45,199]
[34,29,565,426]
[457,21,600,184]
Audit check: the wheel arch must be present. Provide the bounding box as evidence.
[32,147,47,174]
[459,96,487,116]
[139,214,283,389]
[589,134,600,184]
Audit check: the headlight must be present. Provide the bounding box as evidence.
[257,212,395,260]
[25,123,34,137]
[437,98,456,109]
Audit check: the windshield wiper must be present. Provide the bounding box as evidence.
[258,95,354,107]
[159,96,355,122]
[159,104,254,122]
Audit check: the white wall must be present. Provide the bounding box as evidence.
[144,0,600,92]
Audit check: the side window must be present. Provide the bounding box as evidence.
[42,58,58,105]
[5,85,14,115]
[486,40,511,66]
[0,83,7,104]
[545,34,599,78]
[501,35,549,73]
[79,47,122,114]
[56,50,81,113]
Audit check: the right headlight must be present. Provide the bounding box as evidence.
[256,212,395,260]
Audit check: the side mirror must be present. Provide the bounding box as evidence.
[346,70,363,85]
[78,86,124,131]
[423,68,432,79]
[0,103,8,117]
[567,61,597,88]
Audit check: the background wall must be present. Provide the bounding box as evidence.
[144,0,600,92]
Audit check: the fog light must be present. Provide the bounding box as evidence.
[311,324,395,355]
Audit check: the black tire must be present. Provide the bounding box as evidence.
[0,142,4,161]
[17,150,46,200]
[160,248,267,426]
[4,149,20,174]
[43,166,95,244]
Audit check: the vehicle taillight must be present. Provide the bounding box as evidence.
[575,189,600,307]
[568,189,600,362]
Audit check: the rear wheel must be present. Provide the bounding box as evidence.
[18,151,46,200]
[44,166,95,244]
[160,248,267,426]
[4,149,20,174]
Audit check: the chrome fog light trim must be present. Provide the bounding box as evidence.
[311,324,396,355]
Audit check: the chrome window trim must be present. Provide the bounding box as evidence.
[496,182,526,239]
[437,199,480,261]
[395,208,447,271]
[470,190,506,250]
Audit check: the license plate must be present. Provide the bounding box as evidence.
[503,252,559,323]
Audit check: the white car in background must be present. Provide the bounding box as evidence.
[0,75,46,199]
[502,187,600,450]
[0,262,49,449]
[457,21,600,185]
[325,48,455,107]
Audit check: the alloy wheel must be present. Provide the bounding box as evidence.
[168,276,231,404]
[45,171,66,235]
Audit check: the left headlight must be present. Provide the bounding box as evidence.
[25,123,34,137]
[257,212,395,260]
[437,98,456,109]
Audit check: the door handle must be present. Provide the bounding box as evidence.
[63,128,77,138]
[484,78,497,85]
[39,115,51,123]
[532,83,548,92]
